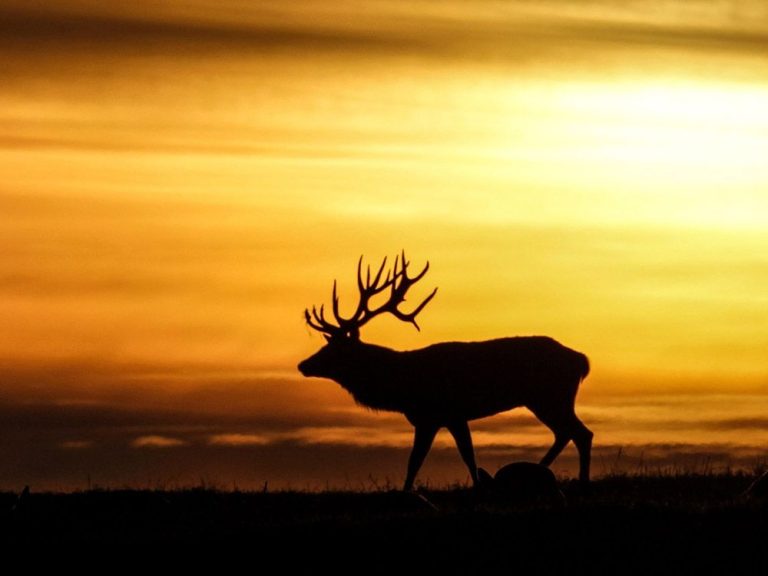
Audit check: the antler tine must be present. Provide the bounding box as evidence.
[356,256,365,294]
[355,255,391,292]
[314,304,330,327]
[404,249,430,283]
[389,251,429,302]
[331,279,343,325]
[369,256,389,290]
[305,304,341,335]
[393,251,402,284]
[394,250,428,283]
[389,285,438,331]
[304,308,318,330]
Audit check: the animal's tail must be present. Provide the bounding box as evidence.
[577,353,590,381]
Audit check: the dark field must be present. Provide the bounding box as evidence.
[4,473,767,572]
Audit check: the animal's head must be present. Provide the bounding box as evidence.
[298,251,437,380]
[297,333,360,379]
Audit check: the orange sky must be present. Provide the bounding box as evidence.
[1,1,767,490]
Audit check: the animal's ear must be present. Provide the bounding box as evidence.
[324,334,332,343]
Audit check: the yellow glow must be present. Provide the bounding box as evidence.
[2,0,768,487]
[473,80,768,229]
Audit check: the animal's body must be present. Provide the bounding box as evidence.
[299,253,593,490]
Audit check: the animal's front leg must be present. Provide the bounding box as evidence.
[403,423,439,491]
[447,420,478,486]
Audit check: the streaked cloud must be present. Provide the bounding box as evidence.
[0,388,765,490]
[3,1,768,59]
[60,440,93,450]
[209,434,270,446]
[290,427,414,448]
[132,435,188,448]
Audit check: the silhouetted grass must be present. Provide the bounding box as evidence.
[3,472,767,572]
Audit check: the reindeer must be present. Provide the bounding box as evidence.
[298,252,593,491]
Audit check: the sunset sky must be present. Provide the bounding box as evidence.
[2,0,768,490]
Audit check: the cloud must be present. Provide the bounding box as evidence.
[60,440,93,450]
[131,435,187,448]
[545,18,768,53]
[289,427,413,447]
[700,417,768,431]
[0,6,411,57]
[209,433,270,446]
[2,1,767,63]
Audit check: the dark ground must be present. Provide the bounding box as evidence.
[3,473,767,573]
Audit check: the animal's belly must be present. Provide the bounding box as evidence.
[405,382,528,423]
[454,397,524,421]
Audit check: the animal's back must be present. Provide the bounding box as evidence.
[399,336,589,421]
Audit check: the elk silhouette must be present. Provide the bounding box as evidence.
[298,252,593,491]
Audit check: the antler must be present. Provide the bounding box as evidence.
[304,251,438,338]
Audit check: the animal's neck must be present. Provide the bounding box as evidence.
[336,343,403,410]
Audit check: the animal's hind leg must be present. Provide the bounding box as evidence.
[539,433,570,468]
[534,407,593,483]
[529,406,572,467]
[447,420,479,486]
[404,423,439,491]
[571,417,593,483]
